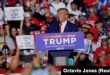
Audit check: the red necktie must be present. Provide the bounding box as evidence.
[59,23,62,32]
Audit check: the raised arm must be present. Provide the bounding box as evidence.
[19,20,24,35]
[9,48,20,70]
[5,24,10,37]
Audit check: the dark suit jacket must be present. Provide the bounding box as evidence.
[47,19,78,33]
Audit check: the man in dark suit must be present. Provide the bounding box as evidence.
[47,8,78,33]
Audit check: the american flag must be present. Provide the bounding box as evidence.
[99,28,107,39]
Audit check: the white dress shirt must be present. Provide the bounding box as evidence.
[60,20,67,33]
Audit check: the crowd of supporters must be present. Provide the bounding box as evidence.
[0,0,110,75]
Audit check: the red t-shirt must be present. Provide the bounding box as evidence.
[87,15,99,23]
[84,0,96,7]
[94,47,107,62]
[90,26,99,42]
[96,56,110,66]
[7,0,16,6]
[104,56,110,66]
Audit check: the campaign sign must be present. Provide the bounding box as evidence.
[76,39,91,54]
[16,35,35,49]
[4,7,24,21]
[35,32,84,51]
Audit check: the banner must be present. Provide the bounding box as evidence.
[4,7,24,21]
[35,32,84,51]
[16,35,35,49]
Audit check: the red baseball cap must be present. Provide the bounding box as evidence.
[101,5,108,11]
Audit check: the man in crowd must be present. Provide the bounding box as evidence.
[70,1,82,20]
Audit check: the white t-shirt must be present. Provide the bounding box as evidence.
[67,0,74,13]
[0,36,15,51]
[89,40,101,62]
[51,2,66,15]
[70,10,82,20]
[91,41,101,52]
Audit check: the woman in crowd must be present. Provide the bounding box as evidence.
[74,52,94,67]
[94,39,108,64]
[22,6,39,35]
[95,38,110,66]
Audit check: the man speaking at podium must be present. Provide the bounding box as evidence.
[47,8,78,33]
